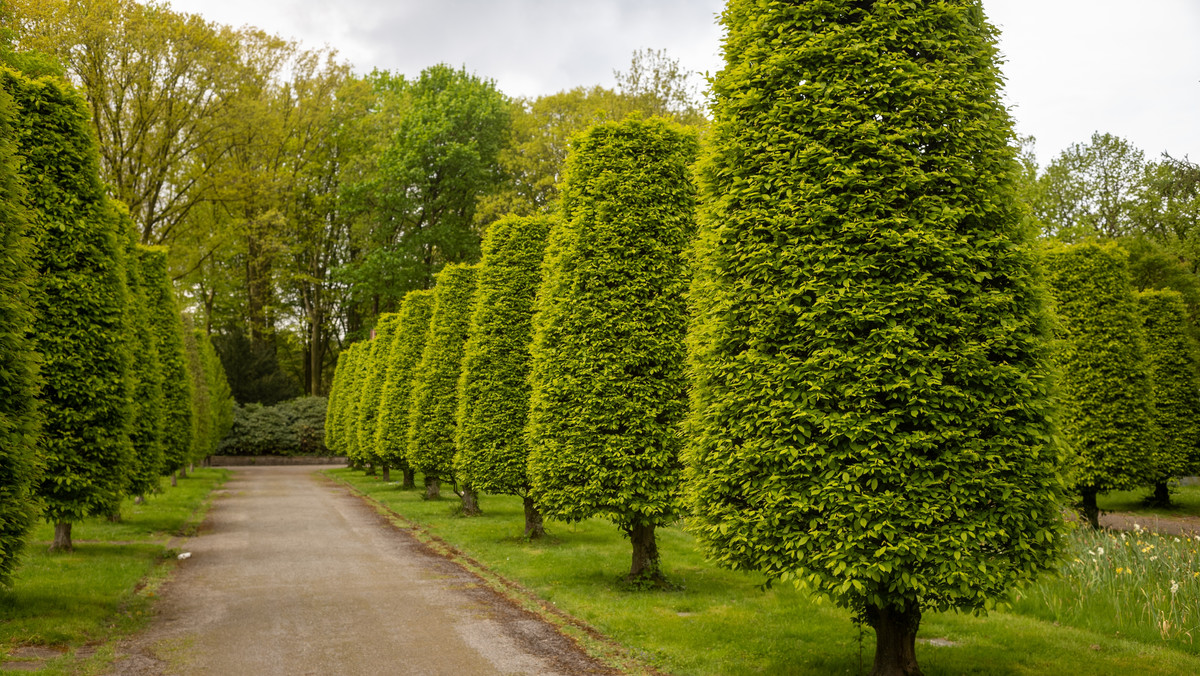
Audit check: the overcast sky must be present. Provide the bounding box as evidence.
[161,0,1200,166]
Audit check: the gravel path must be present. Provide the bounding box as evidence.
[108,466,615,676]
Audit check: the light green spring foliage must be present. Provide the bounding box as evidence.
[455,215,553,496]
[356,312,402,466]
[1045,242,1155,493]
[1137,289,1200,481]
[526,117,697,530]
[199,328,234,453]
[4,66,135,524]
[324,346,350,453]
[338,342,370,464]
[407,264,480,480]
[684,0,1064,617]
[375,289,435,469]
[124,241,165,497]
[0,83,41,583]
[182,315,211,466]
[140,246,193,476]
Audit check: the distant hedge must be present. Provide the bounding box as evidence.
[216,397,330,457]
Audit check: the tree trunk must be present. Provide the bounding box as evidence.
[866,601,923,676]
[628,522,663,583]
[107,512,121,523]
[402,468,416,489]
[523,496,545,539]
[178,466,188,479]
[134,495,145,505]
[425,476,440,500]
[459,486,482,516]
[1152,481,1172,508]
[365,464,376,476]
[381,465,391,482]
[50,522,72,552]
[170,473,178,487]
[1081,487,1100,529]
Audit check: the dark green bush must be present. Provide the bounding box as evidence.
[216,396,330,456]
[526,116,697,580]
[684,2,1064,671]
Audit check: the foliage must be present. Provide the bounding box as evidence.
[199,327,235,453]
[1137,290,1200,482]
[684,0,1064,645]
[123,241,165,497]
[375,289,435,470]
[406,264,479,480]
[140,246,193,475]
[216,397,329,456]
[211,326,303,405]
[3,66,134,525]
[0,83,41,584]
[1034,132,1146,240]
[1045,242,1155,493]
[526,117,696,537]
[355,312,402,467]
[455,215,553,497]
[613,48,708,125]
[323,345,350,453]
[329,342,368,460]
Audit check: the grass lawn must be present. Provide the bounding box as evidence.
[0,468,229,675]
[329,468,1200,675]
[1098,484,1200,519]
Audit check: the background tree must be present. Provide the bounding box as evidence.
[1045,242,1155,528]
[1137,289,1200,506]
[406,264,479,506]
[684,3,1065,674]
[0,82,42,581]
[356,312,402,480]
[141,246,194,483]
[375,289,435,489]
[527,117,697,583]
[1033,132,1146,240]
[4,67,134,551]
[455,215,553,538]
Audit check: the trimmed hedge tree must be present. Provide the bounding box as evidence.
[125,241,165,501]
[1137,289,1200,506]
[407,264,480,507]
[1045,242,1155,528]
[0,82,42,581]
[4,67,134,551]
[356,312,403,480]
[375,289,436,488]
[684,3,1065,674]
[526,117,697,582]
[335,342,369,465]
[455,215,554,538]
[141,246,194,483]
[324,346,351,454]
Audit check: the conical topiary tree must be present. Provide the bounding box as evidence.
[141,246,193,485]
[1045,242,1155,527]
[1137,289,1199,507]
[336,342,369,467]
[684,3,1065,674]
[0,82,42,580]
[456,215,553,538]
[4,66,134,551]
[407,264,479,507]
[527,116,697,583]
[376,289,435,489]
[324,346,351,454]
[125,241,165,502]
[199,327,235,455]
[357,313,403,480]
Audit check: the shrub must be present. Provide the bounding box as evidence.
[526,116,697,581]
[141,246,193,477]
[216,397,330,456]
[0,82,41,582]
[375,289,435,479]
[455,215,553,536]
[1045,242,1155,524]
[684,3,1064,673]
[124,241,165,498]
[356,313,403,470]
[4,66,133,550]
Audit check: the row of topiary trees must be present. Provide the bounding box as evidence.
[326,3,1194,675]
[0,61,234,573]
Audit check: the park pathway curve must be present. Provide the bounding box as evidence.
[109,466,615,676]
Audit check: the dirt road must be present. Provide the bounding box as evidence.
[110,466,615,676]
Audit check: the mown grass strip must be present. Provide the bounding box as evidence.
[330,468,1200,675]
[1099,485,1200,520]
[0,468,229,675]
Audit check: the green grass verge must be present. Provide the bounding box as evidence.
[329,468,1200,676]
[1098,485,1200,519]
[0,468,229,675]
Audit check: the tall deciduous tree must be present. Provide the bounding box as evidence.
[527,117,697,583]
[407,264,479,506]
[4,66,134,551]
[1033,132,1146,240]
[1045,242,1155,529]
[684,3,1064,674]
[455,215,553,538]
[0,82,42,581]
[375,289,435,489]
